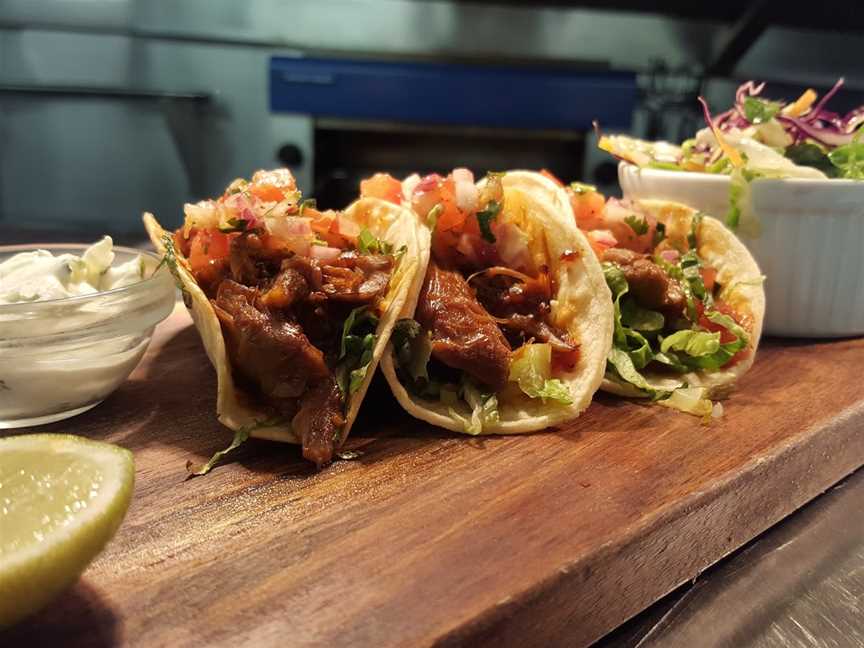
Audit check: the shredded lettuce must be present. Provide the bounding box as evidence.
[621,300,664,332]
[533,379,572,403]
[461,380,500,434]
[391,318,434,388]
[347,334,376,394]
[187,416,283,476]
[508,343,573,405]
[726,168,746,230]
[661,330,721,357]
[646,161,684,171]
[657,387,714,419]
[606,348,661,394]
[661,310,748,371]
[828,127,864,179]
[743,97,781,125]
[786,143,837,177]
[602,250,747,418]
[337,306,379,396]
[695,310,749,369]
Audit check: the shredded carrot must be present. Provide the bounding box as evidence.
[782,88,817,117]
[698,97,743,168]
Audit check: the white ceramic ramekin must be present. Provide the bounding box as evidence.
[619,162,864,338]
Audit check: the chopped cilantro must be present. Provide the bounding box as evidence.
[476,200,501,243]
[218,218,250,234]
[624,214,649,236]
[298,198,317,216]
[357,228,394,255]
[688,212,703,250]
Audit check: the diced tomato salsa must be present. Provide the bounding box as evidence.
[697,301,752,367]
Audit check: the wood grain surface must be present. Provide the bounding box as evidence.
[4,304,864,648]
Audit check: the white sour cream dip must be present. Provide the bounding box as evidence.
[0,237,144,305]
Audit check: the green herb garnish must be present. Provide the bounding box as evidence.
[743,97,781,125]
[357,228,394,255]
[337,306,380,397]
[391,318,432,384]
[219,218,250,234]
[187,416,284,476]
[828,126,864,179]
[786,142,837,177]
[688,212,703,250]
[624,214,649,236]
[476,200,501,243]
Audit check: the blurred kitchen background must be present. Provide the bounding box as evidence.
[2,0,863,242]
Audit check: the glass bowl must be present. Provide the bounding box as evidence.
[0,244,176,428]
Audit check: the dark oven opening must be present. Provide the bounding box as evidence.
[312,119,585,209]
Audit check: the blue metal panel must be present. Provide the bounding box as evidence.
[270,57,636,130]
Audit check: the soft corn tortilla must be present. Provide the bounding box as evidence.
[380,170,614,434]
[601,199,765,398]
[143,196,429,445]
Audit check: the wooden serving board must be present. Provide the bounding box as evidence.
[5,304,864,648]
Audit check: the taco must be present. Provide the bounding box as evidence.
[143,168,428,469]
[556,176,765,415]
[358,169,613,434]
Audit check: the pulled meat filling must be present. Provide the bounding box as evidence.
[213,280,329,402]
[415,258,578,392]
[469,268,576,353]
[190,233,393,467]
[602,248,686,317]
[416,263,512,391]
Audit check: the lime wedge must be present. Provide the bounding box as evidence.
[0,434,134,627]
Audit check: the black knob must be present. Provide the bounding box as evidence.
[277,144,304,167]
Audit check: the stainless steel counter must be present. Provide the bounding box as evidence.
[596,467,864,648]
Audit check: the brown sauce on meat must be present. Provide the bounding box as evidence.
[415,255,578,390]
[416,263,512,391]
[187,231,395,466]
[602,247,686,318]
